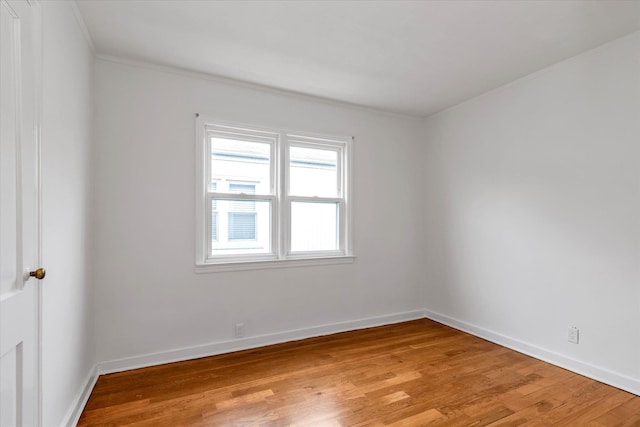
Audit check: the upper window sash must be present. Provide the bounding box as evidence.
[205,125,278,197]
[285,137,345,199]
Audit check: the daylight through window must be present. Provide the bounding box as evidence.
[196,119,352,268]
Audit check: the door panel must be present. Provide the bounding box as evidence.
[1,0,18,296]
[1,345,21,427]
[0,0,41,425]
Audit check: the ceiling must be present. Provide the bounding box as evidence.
[76,0,640,117]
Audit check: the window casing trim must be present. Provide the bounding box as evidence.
[196,116,354,270]
[195,255,356,273]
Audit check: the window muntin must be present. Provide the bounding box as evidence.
[198,119,352,267]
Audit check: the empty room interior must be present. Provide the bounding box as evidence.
[1,0,640,426]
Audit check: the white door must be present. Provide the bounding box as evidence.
[1,0,42,426]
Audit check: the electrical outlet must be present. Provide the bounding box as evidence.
[568,326,579,344]
[235,323,245,338]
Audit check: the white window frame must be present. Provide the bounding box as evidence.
[195,116,354,272]
[285,137,346,258]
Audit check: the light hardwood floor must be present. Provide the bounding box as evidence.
[78,319,640,426]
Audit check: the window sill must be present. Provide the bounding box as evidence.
[195,255,356,273]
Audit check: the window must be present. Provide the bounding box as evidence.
[196,118,353,269]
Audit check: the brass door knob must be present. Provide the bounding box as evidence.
[29,268,46,280]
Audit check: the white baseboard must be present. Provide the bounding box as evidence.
[62,365,98,427]
[76,307,638,425]
[97,309,425,375]
[423,309,640,396]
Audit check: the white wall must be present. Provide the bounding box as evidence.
[92,59,425,365]
[422,32,640,391]
[41,2,95,425]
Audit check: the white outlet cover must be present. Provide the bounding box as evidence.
[568,326,579,344]
[235,323,245,338]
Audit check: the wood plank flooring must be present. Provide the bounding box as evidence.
[78,319,640,426]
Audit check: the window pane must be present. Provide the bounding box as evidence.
[211,137,271,194]
[211,199,271,256]
[289,146,338,197]
[291,202,338,252]
[229,212,256,240]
